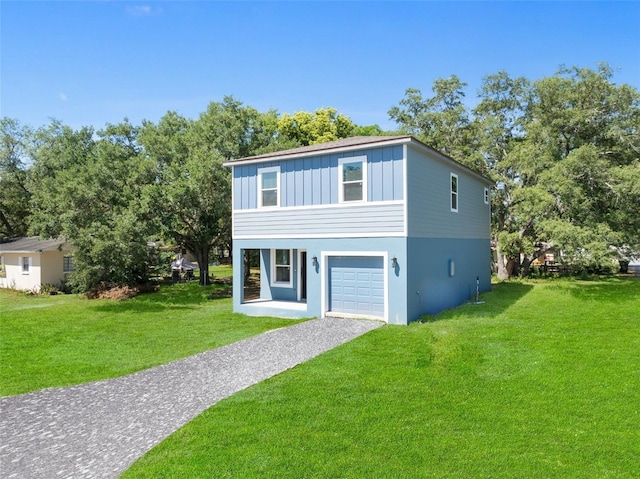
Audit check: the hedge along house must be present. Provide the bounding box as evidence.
[224,136,492,325]
[0,237,72,292]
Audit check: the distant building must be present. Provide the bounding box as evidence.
[0,237,72,292]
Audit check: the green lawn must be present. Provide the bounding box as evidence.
[0,268,302,396]
[123,277,640,478]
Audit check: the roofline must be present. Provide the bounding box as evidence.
[0,237,69,253]
[405,137,494,186]
[223,136,414,166]
[224,135,493,186]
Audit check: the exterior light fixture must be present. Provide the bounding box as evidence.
[312,256,318,267]
[391,257,398,268]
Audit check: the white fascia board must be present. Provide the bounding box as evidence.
[232,232,406,240]
[233,199,404,214]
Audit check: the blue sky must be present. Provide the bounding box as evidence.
[2,1,639,132]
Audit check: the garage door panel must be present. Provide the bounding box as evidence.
[329,256,385,318]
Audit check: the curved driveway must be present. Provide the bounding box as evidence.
[0,318,382,478]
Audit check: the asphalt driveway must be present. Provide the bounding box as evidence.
[0,317,382,478]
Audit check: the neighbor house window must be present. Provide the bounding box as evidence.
[450,173,458,212]
[271,249,292,286]
[339,156,367,202]
[21,256,30,274]
[484,187,490,205]
[258,166,280,207]
[63,256,74,273]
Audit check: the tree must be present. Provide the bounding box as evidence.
[388,76,483,172]
[28,120,157,292]
[276,107,356,146]
[0,118,32,239]
[139,98,270,286]
[479,65,640,277]
[389,65,640,278]
[472,71,535,278]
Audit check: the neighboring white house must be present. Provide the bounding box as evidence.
[0,237,72,292]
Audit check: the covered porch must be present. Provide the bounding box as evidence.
[235,245,312,319]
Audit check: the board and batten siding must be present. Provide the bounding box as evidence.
[406,145,491,239]
[233,202,405,238]
[232,145,404,210]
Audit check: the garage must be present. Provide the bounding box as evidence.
[328,256,385,319]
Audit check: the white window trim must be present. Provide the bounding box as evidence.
[258,166,280,208]
[338,156,368,203]
[21,256,31,275]
[450,173,459,212]
[297,249,306,302]
[270,248,292,287]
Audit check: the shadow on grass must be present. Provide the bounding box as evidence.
[419,281,535,323]
[553,276,640,304]
[91,281,232,314]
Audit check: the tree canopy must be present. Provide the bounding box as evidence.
[2,63,638,292]
[390,64,640,277]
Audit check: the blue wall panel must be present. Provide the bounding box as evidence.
[406,237,491,319]
[232,145,404,210]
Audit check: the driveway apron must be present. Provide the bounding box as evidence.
[0,317,382,478]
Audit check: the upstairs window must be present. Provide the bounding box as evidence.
[339,156,367,203]
[450,173,458,212]
[271,249,292,287]
[258,167,280,207]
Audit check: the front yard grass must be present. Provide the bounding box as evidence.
[0,270,302,397]
[123,277,640,478]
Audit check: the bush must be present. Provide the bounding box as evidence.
[39,283,60,295]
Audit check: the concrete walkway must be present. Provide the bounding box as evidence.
[0,318,382,479]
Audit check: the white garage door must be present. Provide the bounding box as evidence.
[328,256,385,318]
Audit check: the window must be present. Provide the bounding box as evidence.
[63,256,74,273]
[484,187,490,205]
[258,167,280,207]
[271,249,292,286]
[21,256,30,274]
[450,173,458,212]
[339,156,367,202]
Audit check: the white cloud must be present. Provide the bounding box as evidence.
[58,92,68,102]
[126,5,163,17]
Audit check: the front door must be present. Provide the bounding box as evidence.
[300,251,307,301]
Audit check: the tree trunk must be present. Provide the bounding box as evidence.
[521,256,533,277]
[193,247,210,286]
[496,243,511,280]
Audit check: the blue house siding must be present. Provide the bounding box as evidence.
[405,237,491,319]
[227,136,492,325]
[406,145,490,239]
[233,236,408,325]
[233,202,405,238]
[232,145,404,210]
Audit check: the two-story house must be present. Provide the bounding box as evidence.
[224,135,492,325]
